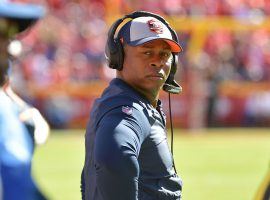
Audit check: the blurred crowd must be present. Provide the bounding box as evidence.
[10,0,270,89]
[9,0,270,127]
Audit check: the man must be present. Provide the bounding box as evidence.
[0,1,49,199]
[81,11,183,200]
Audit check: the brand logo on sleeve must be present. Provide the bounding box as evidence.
[122,106,133,115]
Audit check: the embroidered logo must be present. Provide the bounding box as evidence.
[122,106,133,115]
[147,19,163,34]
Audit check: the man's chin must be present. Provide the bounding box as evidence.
[134,79,164,93]
[145,82,164,93]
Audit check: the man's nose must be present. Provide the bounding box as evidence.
[150,55,164,68]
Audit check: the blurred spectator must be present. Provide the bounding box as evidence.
[9,0,270,128]
[12,0,270,86]
[11,0,270,87]
[0,0,49,199]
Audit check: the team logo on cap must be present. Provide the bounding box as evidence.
[147,19,163,34]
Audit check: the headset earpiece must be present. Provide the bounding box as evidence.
[105,19,125,70]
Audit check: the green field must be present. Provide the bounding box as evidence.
[33,128,270,200]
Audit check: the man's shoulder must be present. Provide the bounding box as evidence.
[95,94,146,118]
[100,78,149,107]
[90,79,155,125]
[93,93,150,119]
[100,94,139,107]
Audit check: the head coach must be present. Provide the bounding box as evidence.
[81,11,183,200]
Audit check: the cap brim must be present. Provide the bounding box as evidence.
[0,2,45,32]
[128,37,183,53]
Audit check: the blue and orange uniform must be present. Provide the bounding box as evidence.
[81,78,182,200]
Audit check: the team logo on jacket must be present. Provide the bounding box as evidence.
[122,106,133,115]
[147,19,163,34]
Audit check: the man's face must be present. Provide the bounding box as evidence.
[121,39,173,97]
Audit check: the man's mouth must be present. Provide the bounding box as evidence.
[147,73,164,80]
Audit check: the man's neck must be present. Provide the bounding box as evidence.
[134,88,159,107]
[151,98,159,108]
[116,75,160,108]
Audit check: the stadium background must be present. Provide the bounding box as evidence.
[10,0,270,129]
[6,0,270,199]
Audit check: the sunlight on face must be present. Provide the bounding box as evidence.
[120,39,173,101]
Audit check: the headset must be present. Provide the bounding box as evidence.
[105,10,182,94]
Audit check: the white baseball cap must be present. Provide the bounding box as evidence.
[118,16,182,53]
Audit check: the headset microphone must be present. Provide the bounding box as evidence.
[163,80,182,94]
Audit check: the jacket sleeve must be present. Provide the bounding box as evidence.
[94,106,148,200]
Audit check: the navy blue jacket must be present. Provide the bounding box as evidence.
[81,78,182,200]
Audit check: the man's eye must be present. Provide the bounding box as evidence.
[161,52,171,58]
[144,51,151,55]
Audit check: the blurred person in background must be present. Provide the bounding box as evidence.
[0,0,49,199]
[81,11,183,200]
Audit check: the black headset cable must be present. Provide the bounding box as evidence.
[168,92,177,173]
